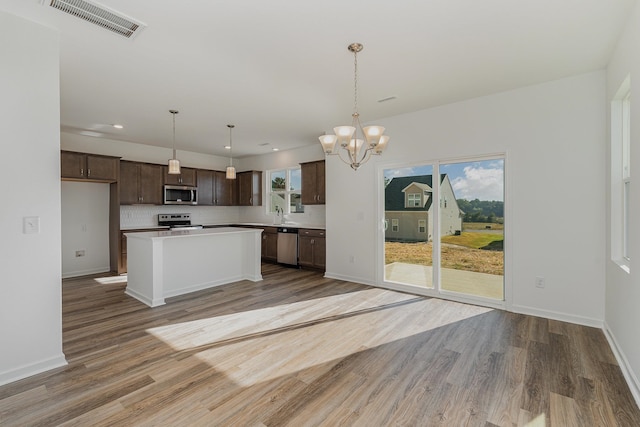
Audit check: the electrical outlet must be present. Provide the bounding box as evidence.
[535,276,545,288]
[75,250,86,258]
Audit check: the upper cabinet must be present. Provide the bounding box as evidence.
[300,160,325,205]
[164,167,196,186]
[237,171,262,206]
[214,170,237,206]
[120,161,163,205]
[196,169,215,205]
[61,151,119,182]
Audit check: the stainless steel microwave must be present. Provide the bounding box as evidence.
[164,185,198,205]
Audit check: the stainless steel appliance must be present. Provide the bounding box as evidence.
[277,227,298,266]
[158,213,203,230]
[164,185,198,205]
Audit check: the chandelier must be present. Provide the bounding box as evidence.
[319,43,389,170]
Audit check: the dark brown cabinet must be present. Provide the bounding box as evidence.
[164,167,196,186]
[196,169,215,205]
[61,151,119,181]
[214,170,237,206]
[120,161,163,205]
[261,226,278,262]
[237,171,262,206]
[298,228,326,270]
[301,160,325,205]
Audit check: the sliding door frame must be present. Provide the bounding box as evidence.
[376,152,511,311]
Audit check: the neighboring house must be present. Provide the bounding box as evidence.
[385,174,462,242]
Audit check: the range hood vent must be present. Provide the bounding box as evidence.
[44,0,146,39]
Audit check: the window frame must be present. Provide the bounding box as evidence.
[266,166,303,215]
[418,219,426,233]
[391,218,399,232]
[407,193,421,207]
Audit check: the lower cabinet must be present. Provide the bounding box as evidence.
[298,229,326,270]
[261,227,278,262]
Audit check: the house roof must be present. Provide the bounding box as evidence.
[385,174,447,211]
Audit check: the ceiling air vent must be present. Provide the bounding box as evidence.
[44,0,146,39]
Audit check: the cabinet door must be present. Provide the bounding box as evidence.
[300,162,317,205]
[214,170,235,206]
[196,169,214,205]
[298,235,314,267]
[139,163,163,205]
[61,151,85,179]
[315,161,326,204]
[86,155,118,181]
[164,167,196,186]
[238,171,262,206]
[314,236,326,269]
[265,231,278,261]
[119,161,140,205]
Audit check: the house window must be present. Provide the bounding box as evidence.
[611,77,631,272]
[418,219,426,233]
[407,193,421,207]
[391,219,399,232]
[267,167,303,214]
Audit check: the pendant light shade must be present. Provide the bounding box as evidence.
[226,124,236,180]
[168,110,181,174]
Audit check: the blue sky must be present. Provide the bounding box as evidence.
[384,159,504,201]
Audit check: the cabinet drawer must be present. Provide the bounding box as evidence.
[298,229,325,237]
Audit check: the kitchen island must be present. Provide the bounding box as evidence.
[125,227,262,307]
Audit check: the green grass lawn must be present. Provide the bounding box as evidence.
[441,232,503,250]
[462,222,504,231]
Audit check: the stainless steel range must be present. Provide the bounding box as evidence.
[158,213,203,230]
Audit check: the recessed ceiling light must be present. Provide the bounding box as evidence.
[224,145,231,150]
[272,148,279,152]
[112,124,124,129]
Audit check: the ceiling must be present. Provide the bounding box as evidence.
[0,0,635,158]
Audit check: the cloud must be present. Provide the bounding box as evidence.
[451,165,503,201]
[384,165,432,179]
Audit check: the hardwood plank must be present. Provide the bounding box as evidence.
[0,265,638,426]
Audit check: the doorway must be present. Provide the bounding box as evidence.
[382,156,505,302]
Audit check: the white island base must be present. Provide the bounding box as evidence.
[125,227,263,307]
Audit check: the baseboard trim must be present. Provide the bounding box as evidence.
[62,267,110,279]
[510,304,603,328]
[0,354,67,387]
[603,322,640,409]
[323,272,375,287]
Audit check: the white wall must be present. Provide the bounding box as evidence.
[326,71,607,326]
[605,0,640,405]
[61,182,110,278]
[0,11,66,385]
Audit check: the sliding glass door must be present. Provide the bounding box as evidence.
[381,156,505,302]
[383,164,434,288]
[439,159,504,300]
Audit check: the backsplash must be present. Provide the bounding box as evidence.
[120,205,241,228]
[120,204,326,228]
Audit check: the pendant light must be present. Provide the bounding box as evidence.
[318,43,389,170]
[226,124,236,179]
[168,109,181,174]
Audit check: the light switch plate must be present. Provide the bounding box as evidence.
[23,216,40,234]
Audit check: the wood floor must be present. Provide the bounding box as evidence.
[1,264,639,426]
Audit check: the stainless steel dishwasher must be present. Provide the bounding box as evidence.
[277,227,298,266]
